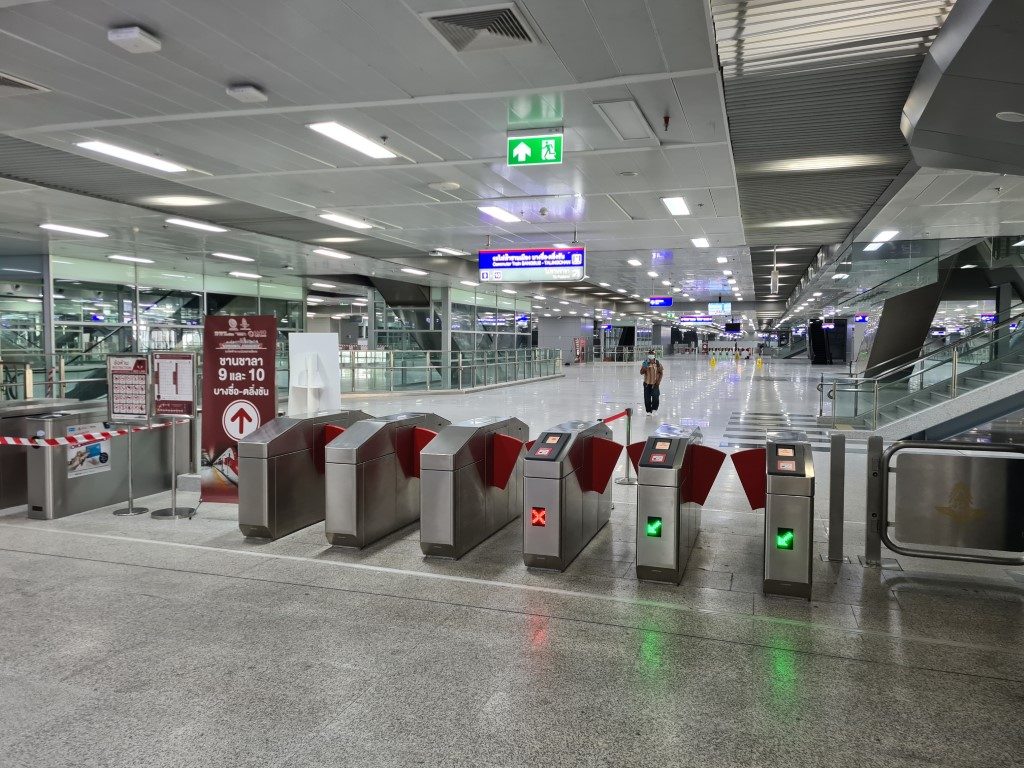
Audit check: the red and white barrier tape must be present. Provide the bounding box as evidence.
[0,419,184,448]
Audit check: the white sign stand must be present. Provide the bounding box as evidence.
[287,333,341,415]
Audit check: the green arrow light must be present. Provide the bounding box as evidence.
[775,528,795,550]
[645,516,663,537]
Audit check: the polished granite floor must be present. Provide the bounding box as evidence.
[1,358,1022,767]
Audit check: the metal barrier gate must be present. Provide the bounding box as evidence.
[522,419,622,571]
[325,412,450,548]
[631,426,725,585]
[867,441,1024,566]
[419,416,528,559]
[238,409,371,540]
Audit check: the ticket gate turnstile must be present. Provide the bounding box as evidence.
[238,409,371,539]
[419,416,528,559]
[325,412,450,548]
[634,426,705,584]
[764,433,815,599]
[522,420,622,571]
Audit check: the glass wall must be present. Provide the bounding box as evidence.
[449,288,533,352]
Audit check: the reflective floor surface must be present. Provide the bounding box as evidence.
[1,358,1022,767]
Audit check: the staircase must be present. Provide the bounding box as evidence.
[830,314,1024,440]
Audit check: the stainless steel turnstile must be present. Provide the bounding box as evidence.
[419,416,528,558]
[522,419,621,571]
[764,432,815,599]
[635,425,703,584]
[238,409,371,539]
[27,409,189,520]
[325,412,450,548]
[0,399,88,510]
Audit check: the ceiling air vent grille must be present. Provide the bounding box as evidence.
[423,4,538,53]
[0,72,48,98]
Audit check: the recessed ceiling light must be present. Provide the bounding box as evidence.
[661,280,671,286]
[319,212,375,230]
[306,297,324,304]
[616,288,627,293]
[716,256,728,264]
[769,219,834,228]
[960,264,978,269]
[691,237,710,248]
[39,223,108,238]
[532,304,542,309]
[308,122,397,159]
[460,280,479,287]
[812,292,823,297]
[727,278,736,284]
[627,259,643,267]
[313,248,353,260]
[647,271,658,278]
[165,217,228,233]
[435,247,469,256]
[996,111,1024,123]
[311,282,336,289]
[757,154,890,173]
[532,295,545,300]
[229,271,262,279]
[559,300,569,305]
[107,254,153,264]
[502,289,517,295]
[315,237,362,243]
[211,252,254,263]
[722,270,732,276]
[141,195,222,207]
[401,267,428,276]
[598,282,610,288]
[77,141,187,172]
[661,197,690,216]
[832,273,849,280]
[478,206,521,223]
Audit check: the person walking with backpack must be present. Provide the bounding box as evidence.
[640,349,664,414]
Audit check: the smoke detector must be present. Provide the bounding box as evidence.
[107,26,162,54]
[226,84,268,103]
[428,181,461,192]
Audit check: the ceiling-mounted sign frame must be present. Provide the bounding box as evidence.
[648,296,673,307]
[479,246,585,283]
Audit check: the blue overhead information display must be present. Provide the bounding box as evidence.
[479,246,585,283]
[648,296,673,307]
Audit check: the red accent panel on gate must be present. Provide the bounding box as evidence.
[682,444,727,506]
[580,436,623,494]
[409,427,438,479]
[626,441,646,473]
[489,433,524,490]
[525,439,536,451]
[730,448,767,510]
[314,424,346,475]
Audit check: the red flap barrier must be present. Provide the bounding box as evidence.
[730,448,767,510]
[410,427,438,479]
[682,444,727,506]
[626,441,646,473]
[314,424,346,474]
[525,439,536,451]
[489,433,524,490]
[580,436,623,494]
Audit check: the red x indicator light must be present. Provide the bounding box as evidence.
[530,507,547,526]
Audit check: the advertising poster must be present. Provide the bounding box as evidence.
[107,355,150,422]
[153,352,196,417]
[200,316,277,502]
[66,422,111,478]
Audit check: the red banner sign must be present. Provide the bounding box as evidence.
[200,316,277,502]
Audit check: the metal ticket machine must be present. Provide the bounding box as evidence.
[522,420,622,571]
[325,412,450,548]
[238,409,370,539]
[634,426,724,584]
[419,416,528,558]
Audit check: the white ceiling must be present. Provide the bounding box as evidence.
[0,0,758,319]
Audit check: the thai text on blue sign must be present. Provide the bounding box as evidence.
[677,315,713,324]
[479,246,585,283]
[648,296,673,307]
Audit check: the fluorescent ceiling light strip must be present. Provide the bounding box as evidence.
[872,230,899,242]
[661,197,690,216]
[108,255,153,264]
[311,282,336,289]
[319,212,375,230]
[401,267,428,276]
[229,271,262,279]
[165,217,228,233]
[691,238,710,248]
[211,252,254,262]
[313,248,353,260]
[478,206,521,223]
[39,223,108,238]
[307,122,396,159]
[435,247,469,256]
[77,141,187,173]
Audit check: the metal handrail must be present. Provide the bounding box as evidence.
[878,441,1024,565]
[845,308,1024,382]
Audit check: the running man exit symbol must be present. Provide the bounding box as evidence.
[507,133,563,166]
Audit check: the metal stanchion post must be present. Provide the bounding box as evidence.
[113,428,148,516]
[825,432,848,562]
[614,407,637,486]
[860,435,883,566]
[152,420,195,519]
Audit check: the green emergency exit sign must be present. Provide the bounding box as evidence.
[507,133,563,166]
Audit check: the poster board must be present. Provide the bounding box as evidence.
[153,352,197,418]
[107,355,151,423]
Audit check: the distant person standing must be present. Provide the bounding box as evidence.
[640,349,664,414]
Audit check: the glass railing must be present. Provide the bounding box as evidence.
[592,346,664,363]
[830,315,1024,429]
